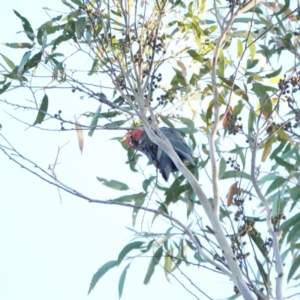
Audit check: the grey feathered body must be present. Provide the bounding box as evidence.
[138,127,195,181]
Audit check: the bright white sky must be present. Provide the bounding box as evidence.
[0,1,236,300]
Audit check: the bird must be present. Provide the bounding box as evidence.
[124,127,195,181]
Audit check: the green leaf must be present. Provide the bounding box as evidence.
[249,228,269,259]
[265,176,286,195]
[248,109,255,133]
[33,94,48,125]
[37,16,62,45]
[248,37,256,61]
[164,250,173,280]
[261,137,273,162]
[88,260,118,294]
[274,0,290,17]
[237,39,243,57]
[277,129,290,142]
[25,52,42,70]
[97,177,129,190]
[71,0,82,5]
[252,83,277,105]
[62,0,75,9]
[159,115,174,128]
[219,76,248,101]
[187,50,203,62]
[142,176,156,192]
[143,246,163,285]
[3,42,33,49]
[0,54,15,70]
[287,221,300,244]
[218,157,227,179]
[140,240,155,254]
[265,66,282,79]
[288,255,300,282]
[220,170,251,180]
[117,241,144,265]
[88,105,101,137]
[274,156,295,171]
[165,177,187,204]
[255,257,268,286]
[75,17,86,39]
[171,68,187,87]
[112,193,146,203]
[13,10,34,41]
[118,263,130,299]
[103,120,127,128]
[289,186,300,201]
[18,51,31,74]
[0,82,11,95]
[232,100,243,116]
[4,73,27,82]
[270,141,286,159]
[218,49,224,76]
[52,34,72,51]
[234,18,261,24]
[179,117,195,130]
[281,212,300,240]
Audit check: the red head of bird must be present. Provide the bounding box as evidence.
[124,129,145,149]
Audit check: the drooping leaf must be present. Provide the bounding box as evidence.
[248,109,256,133]
[250,228,269,260]
[140,240,155,254]
[18,51,31,74]
[88,105,101,137]
[142,176,156,192]
[159,115,174,128]
[97,177,129,190]
[265,176,286,196]
[255,257,268,287]
[248,37,256,61]
[71,0,82,5]
[187,49,203,62]
[33,94,48,125]
[218,157,227,179]
[117,241,145,265]
[261,137,273,162]
[274,156,295,171]
[288,255,300,283]
[0,54,15,70]
[179,117,195,131]
[232,100,243,116]
[0,82,11,95]
[281,213,300,244]
[143,246,163,285]
[13,10,34,41]
[88,260,118,294]
[237,39,243,57]
[25,52,42,70]
[265,66,282,79]
[75,17,86,39]
[118,263,130,299]
[164,249,173,280]
[219,76,248,101]
[112,193,146,203]
[287,221,300,244]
